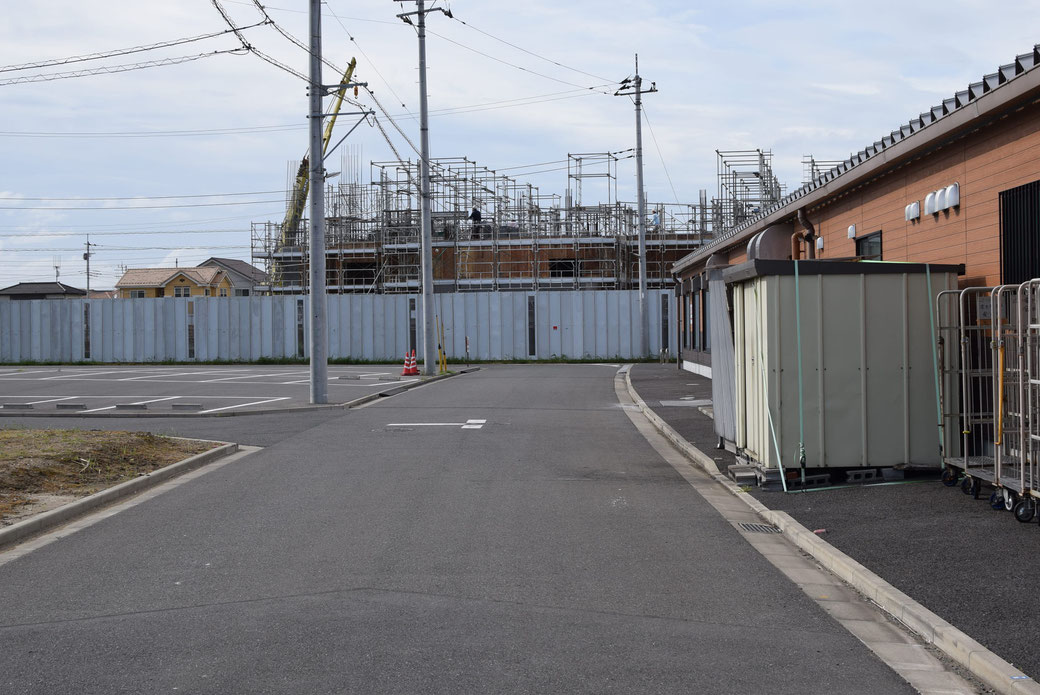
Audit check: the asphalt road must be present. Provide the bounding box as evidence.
[0,365,915,694]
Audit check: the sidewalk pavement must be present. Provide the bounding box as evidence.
[628,362,1040,684]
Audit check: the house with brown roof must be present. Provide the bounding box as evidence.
[199,257,268,297]
[115,267,232,299]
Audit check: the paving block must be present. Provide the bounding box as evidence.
[171,403,204,411]
[337,375,361,380]
[1,403,33,409]
[56,403,87,410]
[115,403,148,410]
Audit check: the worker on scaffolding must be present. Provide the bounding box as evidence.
[467,204,483,240]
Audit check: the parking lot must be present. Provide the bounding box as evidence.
[0,365,417,415]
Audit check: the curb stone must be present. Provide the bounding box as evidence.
[0,439,238,550]
[622,364,1040,695]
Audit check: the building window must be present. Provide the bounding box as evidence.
[855,231,882,260]
[174,286,190,297]
[204,289,211,297]
[219,288,228,297]
[156,288,164,298]
[234,288,250,297]
[129,290,145,299]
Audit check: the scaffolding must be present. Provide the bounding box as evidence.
[252,153,712,294]
[802,155,846,187]
[712,149,786,235]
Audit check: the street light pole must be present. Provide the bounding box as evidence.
[308,0,328,403]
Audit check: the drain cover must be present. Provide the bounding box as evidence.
[738,522,781,534]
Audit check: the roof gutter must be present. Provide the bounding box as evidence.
[673,60,1040,276]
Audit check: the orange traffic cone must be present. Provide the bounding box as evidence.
[404,349,419,376]
[401,350,412,376]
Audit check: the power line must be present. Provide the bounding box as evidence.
[0,124,305,138]
[0,229,250,238]
[639,102,681,205]
[447,15,615,83]
[6,190,283,202]
[0,211,284,230]
[0,22,268,74]
[0,49,248,87]
[425,27,614,94]
[1,245,251,252]
[0,199,284,210]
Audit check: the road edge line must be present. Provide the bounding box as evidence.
[621,364,1040,695]
[0,440,238,550]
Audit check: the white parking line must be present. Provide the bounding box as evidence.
[78,396,182,413]
[197,372,305,383]
[0,370,57,378]
[40,369,140,380]
[197,397,291,414]
[117,371,209,381]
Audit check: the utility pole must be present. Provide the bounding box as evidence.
[83,236,96,293]
[397,0,452,376]
[615,55,656,358]
[307,0,328,403]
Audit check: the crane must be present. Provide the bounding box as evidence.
[280,57,358,249]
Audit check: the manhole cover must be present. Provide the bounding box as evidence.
[738,522,781,534]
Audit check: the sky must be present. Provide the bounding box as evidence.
[1,1,1038,289]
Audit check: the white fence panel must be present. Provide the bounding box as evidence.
[0,290,676,363]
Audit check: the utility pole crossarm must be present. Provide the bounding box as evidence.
[614,54,657,358]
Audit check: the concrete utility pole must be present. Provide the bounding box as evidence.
[397,0,452,376]
[308,0,328,403]
[83,236,96,293]
[615,55,656,358]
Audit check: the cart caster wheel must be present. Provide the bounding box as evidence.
[1004,489,1018,512]
[941,468,959,487]
[989,491,1004,510]
[961,477,979,497]
[961,477,973,495]
[1013,498,1036,523]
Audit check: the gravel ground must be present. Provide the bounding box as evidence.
[631,362,1040,682]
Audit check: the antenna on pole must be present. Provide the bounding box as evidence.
[614,54,657,358]
[53,256,61,283]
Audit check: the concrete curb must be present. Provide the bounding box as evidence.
[0,439,238,550]
[622,365,1040,695]
[0,369,477,419]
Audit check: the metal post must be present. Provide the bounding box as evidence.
[634,57,649,358]
[416,0,437,375]
[308,0,328,403]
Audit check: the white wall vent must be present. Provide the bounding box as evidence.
[946,183,960,208]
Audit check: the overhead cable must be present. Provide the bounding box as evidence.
[0,21,268,74]
[0,49,247,86]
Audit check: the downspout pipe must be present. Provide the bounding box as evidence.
[797,208,817,260]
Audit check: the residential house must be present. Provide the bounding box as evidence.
[115,267,232,299]
[0,282,87,301]
[199,257,268,296]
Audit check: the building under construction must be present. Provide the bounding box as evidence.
[250,151,740,294]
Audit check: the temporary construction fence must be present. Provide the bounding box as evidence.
[0,290,675,364]
[936,280,1040,523]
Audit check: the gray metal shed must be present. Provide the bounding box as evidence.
[723,259,960,472]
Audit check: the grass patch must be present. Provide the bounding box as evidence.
[0,429,216,523]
